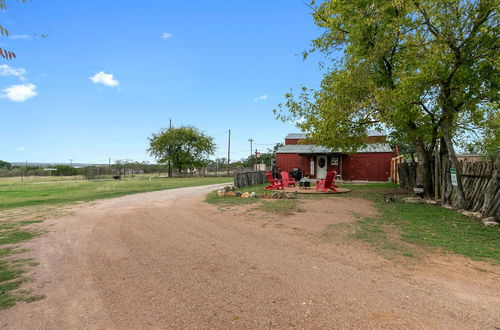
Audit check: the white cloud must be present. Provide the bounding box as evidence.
[10,34,30,40]
[161,32,172,39]
[1,83,37,102]
[16,146,25,151]
[0,64,27,80]
[89,71,120,87]
[253,94,268,102]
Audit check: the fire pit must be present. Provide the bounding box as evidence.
[299,177,311,189]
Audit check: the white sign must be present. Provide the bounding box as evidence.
[450,168,458,187]
[331,156,339,166]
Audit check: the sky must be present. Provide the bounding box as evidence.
[0,0,327,164]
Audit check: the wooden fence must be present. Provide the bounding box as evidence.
[397,156,499,218]
[234,171,268,188]
[390,155,405,184]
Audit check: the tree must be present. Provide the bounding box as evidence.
[0,0,27,60]
[276,0,498,204]
[0,160,11,169]
[148,126,216,175]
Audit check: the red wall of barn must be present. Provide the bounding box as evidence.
[285,139,299,145]
[276,153,302,173]
[342,153,392,181]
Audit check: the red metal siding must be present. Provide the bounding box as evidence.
[276,154,303,173]
[285,139,299,145]
[343,153,392,181]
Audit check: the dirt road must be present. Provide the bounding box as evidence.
[1,184,499,329]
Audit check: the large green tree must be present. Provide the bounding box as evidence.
[148,126,216,175]
[276,0,498,205]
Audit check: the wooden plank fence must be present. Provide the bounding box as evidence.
[397,156,499,218]
[234,171,268,188]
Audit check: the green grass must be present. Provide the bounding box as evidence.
[0,220,45,309]
[349,189,500,263]
[0,177,231,210]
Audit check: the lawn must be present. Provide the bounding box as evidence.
[0,177,231,210]
[207,182,499,263]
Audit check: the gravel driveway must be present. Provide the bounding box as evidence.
[1,183,499,329]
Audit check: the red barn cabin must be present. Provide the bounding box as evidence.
[275,131,393,181]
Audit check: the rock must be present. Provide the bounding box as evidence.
[241,192,250,198]
[458,210,482,218]
[217,190,225,197]
[286,193,296,199]
[482,217,499,227]
[402,197,424,204]
[262,193,271,199]
[279,192,287,199]
[442,204,454,210]
[224,192,236,197]
[271,192,280,199]
[250,192,257,198]
[234,191,242,197]
[223,186,231,192]
[424,200,438,205]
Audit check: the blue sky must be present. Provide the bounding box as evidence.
[0,0,326,164]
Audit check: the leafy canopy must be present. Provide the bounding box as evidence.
[148,126,216,172]
[275,0,499,153]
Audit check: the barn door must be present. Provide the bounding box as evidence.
[349,155,369,180]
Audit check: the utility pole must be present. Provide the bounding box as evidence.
[227,129,231,176]
[248,138,254,170]
[168,118,172,177]
[69,159,73,167]
[25,160,28,180]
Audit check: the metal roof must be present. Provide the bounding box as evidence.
[285,133,308,139]
[276,143,392,154]
[285,130,385,140]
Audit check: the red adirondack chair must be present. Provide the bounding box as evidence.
[280,171,296,187]
[265,171,284,190]
[316,171,339,193]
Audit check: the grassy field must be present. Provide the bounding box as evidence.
[0,177,231,210]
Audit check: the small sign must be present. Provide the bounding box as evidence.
[450,167,458,186]
[331,156,339,166]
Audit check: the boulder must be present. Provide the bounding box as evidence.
[241,192,250,198]
[458,210,482,218]
[286,193,297,199]
[482,217,499,227]
[271,192,280,199]
[250,192,258,198]
[402,197,424,204]
[424,200,439,205]
[217,190,225,197]
[234,191,242,197]
[224,192,236,197]
[442,204,454,210]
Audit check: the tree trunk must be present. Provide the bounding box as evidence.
[442,121,467,208]
[414,138,433,198]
